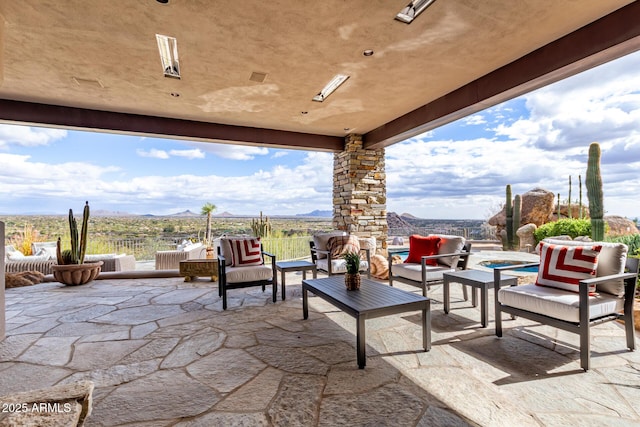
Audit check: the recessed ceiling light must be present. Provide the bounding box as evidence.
[312,74,350,102]
[156,34,181,79]
[395,0,436,24]
[363,49,374,57]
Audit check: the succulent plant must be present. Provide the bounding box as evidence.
[56,201,90,265]
[343,251,360,274]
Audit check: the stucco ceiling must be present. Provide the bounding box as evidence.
[0,0,638,151]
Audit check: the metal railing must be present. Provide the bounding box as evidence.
[85,235,313,262]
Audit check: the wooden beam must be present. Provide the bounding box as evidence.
[0,99,344,152]
[364,1,640,149]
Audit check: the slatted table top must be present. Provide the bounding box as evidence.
[302,276,428,318]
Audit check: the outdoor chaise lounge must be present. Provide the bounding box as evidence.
[217,236,276,310]
[309,232,373,276]
[494,238,639,371]
[155,241,205,270]
[4,243,136,275]
[388,234,472,297]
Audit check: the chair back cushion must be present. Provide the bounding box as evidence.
[313,231,346,259]
[536,242,601,294]
[541,238,628,296]
[405,235,440,265]
[327,235,360,259]
[220,237,263,267]
[431,234,466,267]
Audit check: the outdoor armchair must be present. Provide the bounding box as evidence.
[309,232,372,277]
[494,239,638,371]
[388,234,472,297]
[217,236,277,310]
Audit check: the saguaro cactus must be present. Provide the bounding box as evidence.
[505,185,514,250]
[586,142,604,240]
[579,174,583,219]
[512,194,521,250]
[568,176,572,219]
[251,211,272,238]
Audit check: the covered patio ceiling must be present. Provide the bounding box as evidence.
[0,1,639,152]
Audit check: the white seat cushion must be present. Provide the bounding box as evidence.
[498,284,624,323]
[224,265,272,283]
[316,259,369,274]
[392,263,454,283]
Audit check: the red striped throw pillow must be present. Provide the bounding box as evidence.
[535,242,602,293]
[230,238,264,267]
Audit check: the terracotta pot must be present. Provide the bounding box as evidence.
[52,261,103,286]
[345,273,361,291]
[635,299,640,332]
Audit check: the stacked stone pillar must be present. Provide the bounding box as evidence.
[333,134,387,253]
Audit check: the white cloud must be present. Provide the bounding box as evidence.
[193,143,269,160]
[463,115,486,125]
[137,148,169,159]
[169,149,205,159]
[0,124,67,149]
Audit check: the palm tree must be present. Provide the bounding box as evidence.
[201,202,217,244]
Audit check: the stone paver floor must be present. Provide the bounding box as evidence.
[1,270,639,426]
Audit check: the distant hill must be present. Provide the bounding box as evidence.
[400,212,419,219]
[214,211,235,217]
[93,209,132,217]
[297,210,332,217]
[169,210,200,217]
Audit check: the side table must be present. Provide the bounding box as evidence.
[275,260,317,300]
[179,259,218,282]
[443,269,517,327]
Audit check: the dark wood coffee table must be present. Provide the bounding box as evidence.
[302,276,430,369]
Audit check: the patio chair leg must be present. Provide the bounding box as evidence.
[495,304,502,337]
[580,326,590,371]
[222,285,228,311]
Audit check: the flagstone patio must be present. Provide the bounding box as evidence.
[1,267,639,426]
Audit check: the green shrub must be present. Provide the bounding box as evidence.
[533,219,591,243]
[606,234,640,257]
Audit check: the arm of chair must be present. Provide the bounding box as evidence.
[262,250,277,285]
[360,248,371,277]
[493,263,540,289]
[419,251,470,268]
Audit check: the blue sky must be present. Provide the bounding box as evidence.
[0,51,639,220]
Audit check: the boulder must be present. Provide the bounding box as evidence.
[605,216,639,236]
[520,188,556,225]
[516,223,537,251]
[489,188,555,231]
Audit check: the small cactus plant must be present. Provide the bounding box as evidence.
[56,201,90,265]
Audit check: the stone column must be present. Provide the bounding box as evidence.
[1,221,5,341]
[333,134,387,252]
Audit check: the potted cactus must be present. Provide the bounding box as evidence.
[343,251,361,291]
[51,201,103,285]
